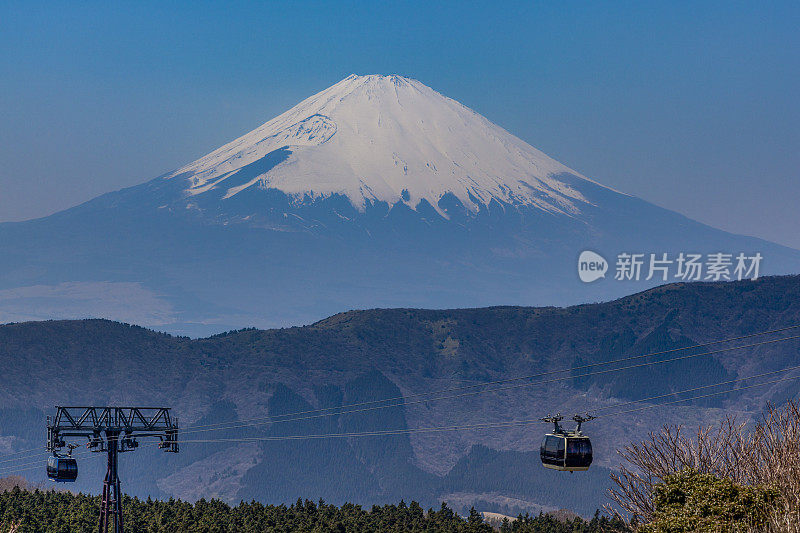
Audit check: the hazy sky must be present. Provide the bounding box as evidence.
[1,1,798,248]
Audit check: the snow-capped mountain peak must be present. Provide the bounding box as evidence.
[4,75,800,337]
[169,74,603,216]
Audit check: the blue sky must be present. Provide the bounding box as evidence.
[1,1,798,247]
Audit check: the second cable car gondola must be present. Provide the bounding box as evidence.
[46,454,78,482]
[46,443,79,483]
[540,414,594,472]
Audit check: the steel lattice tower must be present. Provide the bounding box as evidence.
[47,406,179,533]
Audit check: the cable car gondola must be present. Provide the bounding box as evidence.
[540,414,594,472]
[46,444,78,482]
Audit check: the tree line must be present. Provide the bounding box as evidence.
[0,488,629,533]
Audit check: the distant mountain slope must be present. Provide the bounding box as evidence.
[1,75,798,335]
[1,276,798,515]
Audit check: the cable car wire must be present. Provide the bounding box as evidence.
[184,324,800,433]
[606,375,798,417]
[0,449,93,477]
[0,462,50,476]
[173,373,800,444]
[178,333,800,437]
[2,327,795,479]
[0,445,53,460]
[0,450,52,466]
[3,365,797,479]
[182,326,800,434]
[591,365,800,416]
[5,369,794,479]
[2,324,793,460]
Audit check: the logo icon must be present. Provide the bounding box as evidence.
[578,251,608,283]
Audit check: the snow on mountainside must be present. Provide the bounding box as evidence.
[170,74,614,217]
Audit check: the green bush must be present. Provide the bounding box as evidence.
[641,469,780,533]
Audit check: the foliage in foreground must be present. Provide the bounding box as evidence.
[0,488,628,533]
[499,511,628,532]
[609,401,800,532]
[640,469,780,533]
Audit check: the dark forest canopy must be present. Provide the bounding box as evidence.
[0,487,629,533]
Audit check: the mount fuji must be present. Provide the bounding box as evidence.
[1,74,798,335]
[177,74,595,217]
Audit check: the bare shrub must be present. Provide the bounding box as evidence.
[0,476,32,492]
[744,402,800,532]
[607,401,800,532]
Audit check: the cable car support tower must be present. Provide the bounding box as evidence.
[47,406,179,533]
